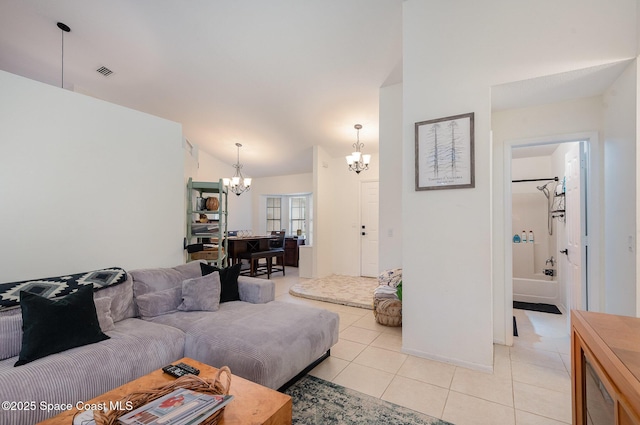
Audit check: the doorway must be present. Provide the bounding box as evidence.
[504,132,601,345]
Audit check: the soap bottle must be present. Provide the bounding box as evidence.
[528,230,534,243]
[521,230,527,243]
[513,234,521,243]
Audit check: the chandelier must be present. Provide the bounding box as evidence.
[223,143,252,196]
[345,124,371,174]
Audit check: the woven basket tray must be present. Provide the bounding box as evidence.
[88,366,231,425]
[373,298,402,327]
[191,247,225,261]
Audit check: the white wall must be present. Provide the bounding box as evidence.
[604,61,637,316]
[0,71,184,281]
[402,0,636,368]
[511,157,553,191]
[637,61,640,318]
[184,142,199,184]
[312,145,334,278]
[637,11,640,319]
[379,83,403,272]
[492,96,604,343]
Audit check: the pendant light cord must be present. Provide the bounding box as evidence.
[61,29,64,88]
[56,22,71,89]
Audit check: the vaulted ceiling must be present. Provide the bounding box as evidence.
[0,0,403,177]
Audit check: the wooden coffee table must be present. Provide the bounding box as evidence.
[37,357,292,425]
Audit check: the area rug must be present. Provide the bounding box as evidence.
[513,301,562,314]
[289,274,377,309]
[285,375,453,425]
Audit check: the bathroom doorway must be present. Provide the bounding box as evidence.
[504,132,601,341]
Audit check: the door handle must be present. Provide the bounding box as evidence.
[362,232,366,236]
[560,249,568,255]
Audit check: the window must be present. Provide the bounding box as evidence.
[266,197,281,232]
[262,194,312,244]
[289,197,306,235]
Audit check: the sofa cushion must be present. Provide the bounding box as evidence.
[131,262,205,318]
[237,276,275,304]
[0,314,21,361]
[15,285,110,366]
[0,318,185,424]
[200,263,241,303]
[146,301,339,389]
[94,274,137,322]
[135,287,182,318]
[131,261,204,297]
[178,273,221,312]
[94,296,115,332]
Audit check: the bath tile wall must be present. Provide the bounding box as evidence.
[512,192,549,277]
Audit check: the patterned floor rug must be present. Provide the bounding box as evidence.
[289,274,378,309]
[285,375,453,425]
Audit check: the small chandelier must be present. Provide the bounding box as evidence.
[345,124,371,174]
[223,143,252,196]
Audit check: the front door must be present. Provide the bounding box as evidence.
[360,181,379,277]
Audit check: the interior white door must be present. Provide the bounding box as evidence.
[360,181,379,277]
[565,143,583,310]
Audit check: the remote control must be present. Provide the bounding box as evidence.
[162,365,190,378]
[175,362,200,375]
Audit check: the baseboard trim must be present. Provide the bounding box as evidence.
[277,349,330,392]
[401,347,493,373]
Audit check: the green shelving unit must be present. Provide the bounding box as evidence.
[186,177,228,267]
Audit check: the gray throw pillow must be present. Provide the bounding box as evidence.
[178,272,221,312]
[94,296,115,332]
[135,287,182,318]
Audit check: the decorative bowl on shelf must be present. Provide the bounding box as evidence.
[206,197,220,211]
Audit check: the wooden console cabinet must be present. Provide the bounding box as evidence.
[284,237,305,267]
[572,310,640,425]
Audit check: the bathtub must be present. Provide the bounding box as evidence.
[513,275,560,305]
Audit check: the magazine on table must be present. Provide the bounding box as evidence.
[117,388,233,425]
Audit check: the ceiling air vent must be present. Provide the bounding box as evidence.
[96,66,113,77]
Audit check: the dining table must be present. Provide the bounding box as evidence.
[227,235,277,265]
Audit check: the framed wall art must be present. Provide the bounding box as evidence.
[415,112,475,190]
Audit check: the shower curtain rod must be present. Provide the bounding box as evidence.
[511,177,558,183]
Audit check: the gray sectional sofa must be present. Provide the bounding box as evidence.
[0,261,339,424]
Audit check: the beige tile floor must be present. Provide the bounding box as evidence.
[272,269,572,425]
